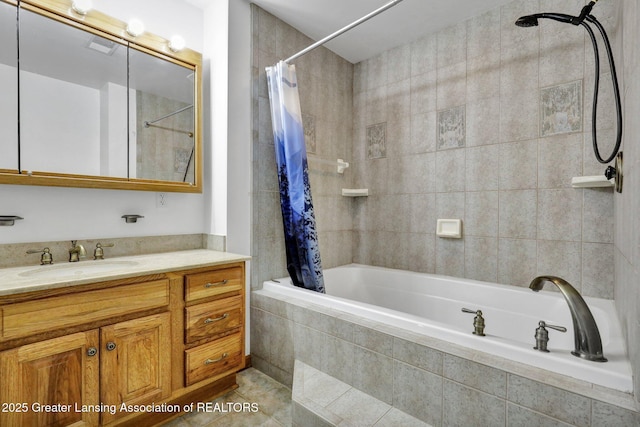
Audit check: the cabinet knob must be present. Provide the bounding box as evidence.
[87,347,98,357]
[106,342,117,351]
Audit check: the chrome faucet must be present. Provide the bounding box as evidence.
[69,240,86,262]
[529,276,607,362]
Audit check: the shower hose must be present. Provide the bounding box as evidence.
[581,14,623,164]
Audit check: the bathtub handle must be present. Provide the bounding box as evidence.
[534,320,567,353]
[461,308,486,336]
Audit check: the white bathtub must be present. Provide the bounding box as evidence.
[262,264,633,393]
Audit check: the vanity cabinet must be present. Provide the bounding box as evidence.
[183,266,245,387]
[0,259,246,426]
[100,313,171,425]
[0,313,169,426]
[0,330,100,426]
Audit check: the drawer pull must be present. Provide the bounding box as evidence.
[204,279,228,288]
[204,353,228,365]
[204,313,229,324]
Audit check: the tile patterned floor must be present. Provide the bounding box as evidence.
[162,368,292,426]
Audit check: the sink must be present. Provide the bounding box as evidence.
[19,260,139,279]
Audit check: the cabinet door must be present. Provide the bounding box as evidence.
[100,312,171,424]
[0,331,100,427]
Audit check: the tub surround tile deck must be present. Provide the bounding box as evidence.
[252,289,640,426]
[292,360,431,427]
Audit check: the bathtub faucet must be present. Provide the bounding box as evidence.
[529,276,607,362]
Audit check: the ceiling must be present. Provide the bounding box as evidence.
[188,0,515,63]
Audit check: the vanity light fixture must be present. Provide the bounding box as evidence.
[168,35,186,52]
[71,0,92,15]
[126,19,145,37]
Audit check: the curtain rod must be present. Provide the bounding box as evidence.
[283,0,406,64]
[145,104,194,125]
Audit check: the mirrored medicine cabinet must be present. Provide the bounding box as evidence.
[0,0,202,192]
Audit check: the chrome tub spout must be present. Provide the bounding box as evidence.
[529,276,607,362]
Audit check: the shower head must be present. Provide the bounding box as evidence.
[515,15,540,27]
[515,12,575,27]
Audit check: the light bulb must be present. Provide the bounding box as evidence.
[168,35,186,52]
[71,0,92,15]
[126,19,145,37]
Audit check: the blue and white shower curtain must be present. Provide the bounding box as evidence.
[266,61,325,293]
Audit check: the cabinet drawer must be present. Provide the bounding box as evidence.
[185,265,243,302]
[0,280,169,340]
[185,332,242,386]
[185,296,243,344]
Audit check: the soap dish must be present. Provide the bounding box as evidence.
[436,219,462,239]
[0,216,24,226]
[341,188,369,197]
[571,176,614,188]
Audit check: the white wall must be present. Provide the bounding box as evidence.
[227,0,253,357]
[227,0,252,256]
[0,0,209,244]
[0,64,18,170]
[202,0,230,238]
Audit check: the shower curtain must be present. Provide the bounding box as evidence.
[266,61,325,293]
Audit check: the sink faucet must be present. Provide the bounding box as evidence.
[529,276,607,362]
[69,240,86,262]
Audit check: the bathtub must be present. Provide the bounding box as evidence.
[262,264,633,393]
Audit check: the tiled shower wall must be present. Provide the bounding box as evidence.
[251,5,354,289]
[617,0,640,405]
[352,0,619,298]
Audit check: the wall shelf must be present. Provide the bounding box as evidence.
[571,176,614,188]
[341,189,369,197]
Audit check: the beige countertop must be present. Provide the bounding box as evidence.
[0,249,250,297]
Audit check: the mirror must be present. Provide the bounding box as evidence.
[130,48,196,183]
[0,1,18,172]
[0,0,202,192]
[19,8,129,177]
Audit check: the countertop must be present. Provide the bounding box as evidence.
[0,249,250,297]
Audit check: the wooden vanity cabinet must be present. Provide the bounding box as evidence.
[0,330,100,427]
[100,312,172,425]
[0,261,246,427]
[183,265,246,386]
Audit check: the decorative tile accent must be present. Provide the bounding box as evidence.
[367,122,387,158]
[437,105,466,150]
[302,113,316,153]
[540,80,582,137]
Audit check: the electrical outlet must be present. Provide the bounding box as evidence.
[156,192,168,208]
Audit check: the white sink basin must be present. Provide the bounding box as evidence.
[19,260,139,279]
